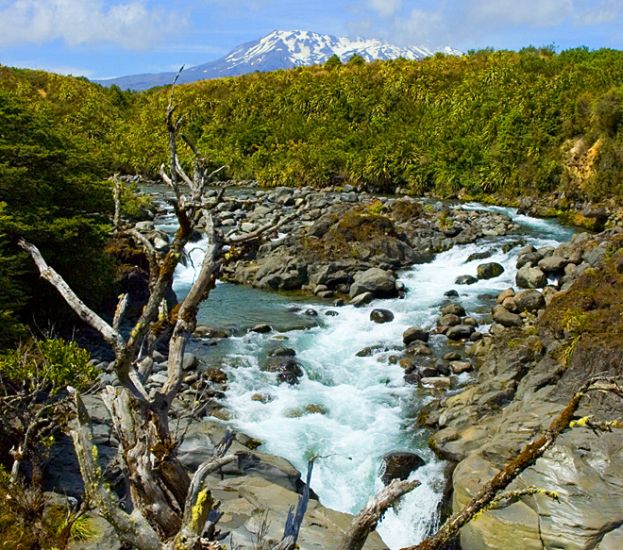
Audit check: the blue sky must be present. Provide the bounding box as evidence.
[0,0,621,79]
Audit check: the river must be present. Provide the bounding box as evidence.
[161,199,574,549]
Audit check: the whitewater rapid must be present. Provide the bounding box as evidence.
[168,204,573,549]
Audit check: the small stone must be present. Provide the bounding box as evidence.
[455,275,477,285]
[304,308,318,317]
[249,323,272,333]
[444,289,459,297]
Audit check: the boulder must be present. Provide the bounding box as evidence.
[269,347,296,358]
[513,289,545,313]
[538,255,568,273]
[446,324,475,340]
[403,327,430,345]
[516,266,547,289]
[265,358,304,385]
[380,452,426,485]
[249,323,272,334]
[349,268,397,299]
[492,305,523,328]
[370,309,395,323]
[476,262,505,280]
[441,303,466,316]
[350,292,375,307]
[467,250,493,262]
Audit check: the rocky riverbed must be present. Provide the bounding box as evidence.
[44,185,623,549]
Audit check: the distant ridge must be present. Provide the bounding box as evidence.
[96,29,462,91]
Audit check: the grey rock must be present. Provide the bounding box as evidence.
[516,265,547,289]
[250,323,272,333]
[492,305,523,327]
[476,262,505,280]
[403,327,430,345]
[350,292,375,307]
[446,324,476,340]
[370,309,395,323]
[349,268,397,298]
[455,274,478,285]
[513,289,545,313]
[441,303,466,316]
[380,452,425,485]
[538,255,568,273]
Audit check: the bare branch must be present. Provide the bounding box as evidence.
[113,293,129,332]
[112,174,122,231]
[226,212,298,245]
[339,478,420,550]
[160,212,221,406]
[273,459,316,550]
[68,388,161,550]
[485,487,559,511]
[206,164,228,181]
[19,239,124,352]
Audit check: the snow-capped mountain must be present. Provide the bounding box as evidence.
[97,30,461,91]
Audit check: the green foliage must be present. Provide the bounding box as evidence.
[113,48,623,200]
[0,338,95,393]
[0,84,119,344]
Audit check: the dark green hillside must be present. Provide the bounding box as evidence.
[0,70,132,344]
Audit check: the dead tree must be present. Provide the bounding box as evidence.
[20,71,309,549]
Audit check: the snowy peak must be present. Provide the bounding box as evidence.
[97,30,461,90]
[224,29,460,68]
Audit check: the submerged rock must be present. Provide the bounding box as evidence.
[380,452,426,485]
[370,309,395,324]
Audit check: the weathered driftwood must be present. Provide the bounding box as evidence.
[338,478,421,550]
[272,459,316,550]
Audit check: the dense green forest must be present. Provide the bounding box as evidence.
[0,68,132,343]
[114,47,623,199]
[1,47,623,343]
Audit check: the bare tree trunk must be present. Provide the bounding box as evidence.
[338,479,420,550]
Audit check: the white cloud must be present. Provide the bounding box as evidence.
[472,0,573,27]
[574,0,621,25]
[0,0,177,49]
[367,0,402,18]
